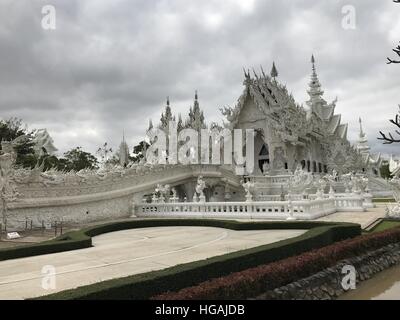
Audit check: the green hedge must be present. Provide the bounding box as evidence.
[0,232,91,261]
[373,198,395,203]
[33,219,360,300]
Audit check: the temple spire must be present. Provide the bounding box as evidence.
[119,131,129,167]
[357,117,371,154]
[270,62,278,79]
[166,96,170,107]
[359,117,365,138]
[194,90,199,109]
[307,54,324,101]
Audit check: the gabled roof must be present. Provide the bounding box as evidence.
[327,114,341,135]
[337,124,348,140]
[222,61,351,143]
[321,104,335,121]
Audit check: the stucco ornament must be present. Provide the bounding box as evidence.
[314,177,327,199]
[273,147,286,171]
[287,164,314,194]
[325,169,338,196]
[155,184,170,203]
[342,173,352,193]
[386,202,400,219]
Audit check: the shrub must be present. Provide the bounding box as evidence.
[152,226,400,300]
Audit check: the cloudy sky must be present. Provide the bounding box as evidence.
[1,0,399,157]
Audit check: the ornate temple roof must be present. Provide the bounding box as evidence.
[221,56,349,143]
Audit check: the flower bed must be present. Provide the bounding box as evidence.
[152,226,400,300]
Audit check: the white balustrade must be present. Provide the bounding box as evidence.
[135,190,369,220]
[136,197,342,220]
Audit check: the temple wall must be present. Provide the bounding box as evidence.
[7,194,132,228]
[5,164,243,228]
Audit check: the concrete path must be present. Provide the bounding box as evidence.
[0,226,305,300]
[316,204,387,229]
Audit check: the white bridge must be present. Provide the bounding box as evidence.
[135,193,368,220]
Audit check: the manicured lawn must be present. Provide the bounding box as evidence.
[373,198,395,203]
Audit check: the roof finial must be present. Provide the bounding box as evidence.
[311,54,318,76]
[195,90,198,101]
[166,96,170,107]
[359,117,365,137]
[270,61,278,79]
[307,53,324,103]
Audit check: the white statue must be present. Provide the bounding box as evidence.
[342,173,352,193]
[195,176,206,202]
[170,187,179,203]
[325,169,338,197]
[155,184,170,203]
[262,162,270,175]
[314,177,327,199]
[242,180,254,202]
[287,164,313,194]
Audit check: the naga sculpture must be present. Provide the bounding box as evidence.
[0,139,21,225]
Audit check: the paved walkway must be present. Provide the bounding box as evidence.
[0,226,305,300]
[316,204,387,229]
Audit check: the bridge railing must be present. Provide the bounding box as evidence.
[135,197,343,220]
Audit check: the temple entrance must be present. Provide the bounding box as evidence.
[258,144,270,174]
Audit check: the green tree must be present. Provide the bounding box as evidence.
[62,147,98,171]
[380,163,392,179]
[0,118,37,168]
[130,141,149,163]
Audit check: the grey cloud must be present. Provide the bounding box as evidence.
[0,0,399,157]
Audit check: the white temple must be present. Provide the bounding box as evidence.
[150,56,382,181]
[0,56,395,227]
